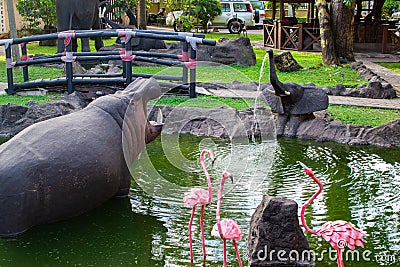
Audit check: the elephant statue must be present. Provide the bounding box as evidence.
[262,49,329,137]
[0,78,163,237]
[56,0,104,53]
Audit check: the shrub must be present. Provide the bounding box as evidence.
[16,0,57,29]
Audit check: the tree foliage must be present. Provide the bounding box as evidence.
[192,0,221,32]
[16,0,57,29]
[383,0,400,17]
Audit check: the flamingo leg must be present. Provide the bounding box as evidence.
[336,249,344,267]
[188,206,196,263]
[200,205,206,261]
[223,239,227,267]
[233,240,243,267]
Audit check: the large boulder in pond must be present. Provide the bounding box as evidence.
[247,195,312,267]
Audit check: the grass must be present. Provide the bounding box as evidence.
[327,105,400,127]
[374,62,400,74]
[0,94,61,106]
[204,32,264,42]
[0,32,396,127]
[129,49,364,87]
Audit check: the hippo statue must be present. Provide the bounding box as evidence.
[0,78,163,237]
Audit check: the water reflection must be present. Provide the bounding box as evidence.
[0,199,165,266]
[0,136,399,266]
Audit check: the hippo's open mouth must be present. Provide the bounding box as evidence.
[145,121,164,144]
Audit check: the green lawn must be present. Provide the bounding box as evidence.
[0,33,397,127]
[375,62,400,74]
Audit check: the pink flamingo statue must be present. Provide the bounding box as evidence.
[183,149,215,263]
[298,161,368,267]
[211,171,243,267]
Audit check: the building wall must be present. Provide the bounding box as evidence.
[1,0,27,34]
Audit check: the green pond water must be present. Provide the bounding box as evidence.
[0,135,399,267]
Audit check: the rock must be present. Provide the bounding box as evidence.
[86,65,105,74]
[349,61,397,98]
[332,84,346,96]
[274,52,303,72]
[364,119,400,147]
[247,195,312,267]
[26,100,39,107]
[358,82,396,99]
[0,92,87,137]
[71,62,87,74]
[148,105,276,139]
[296,115,400,147]
[197,37,256,66]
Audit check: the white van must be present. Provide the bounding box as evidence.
[167,0,256,34]
[250,0,265,27]
[212,0,256,33]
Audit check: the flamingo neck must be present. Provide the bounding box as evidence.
[301,170,323,235]
[216,175,227,239]
[200,150,212,204]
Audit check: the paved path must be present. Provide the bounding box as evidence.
[204,88,400,110]
[0,82,6,95]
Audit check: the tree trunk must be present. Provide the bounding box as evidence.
[365,0,385,21]
[138,0,147,30]
[331,0,356,62]
[316,0,339,65]
[5,0,20,61]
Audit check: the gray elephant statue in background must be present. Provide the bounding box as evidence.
[56,0,104,53]
[0,78,163,237]
[262,49,329,137]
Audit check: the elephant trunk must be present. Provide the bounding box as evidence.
[267,50,290,96]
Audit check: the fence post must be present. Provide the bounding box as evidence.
[5,45,14,94]
[189,46,196,98]
[182,42,189,84]
[21,43,29,82]
[65,41,74,94]
[122,39,127,79]
[298,24,303,51]
[382,24,389,54]
[125,37,133,84]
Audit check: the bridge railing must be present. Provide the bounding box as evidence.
[0,29,216,98]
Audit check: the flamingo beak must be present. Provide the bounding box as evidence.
[227,172,234,183]
[297,161,314,176]
[297,161,308,169]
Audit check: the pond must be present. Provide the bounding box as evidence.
[0,134,399,267]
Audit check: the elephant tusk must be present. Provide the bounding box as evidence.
[284,91,291,96]
[157,108,164,124]
[267,89,276,95]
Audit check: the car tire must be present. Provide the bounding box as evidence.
[228,21,243,34]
